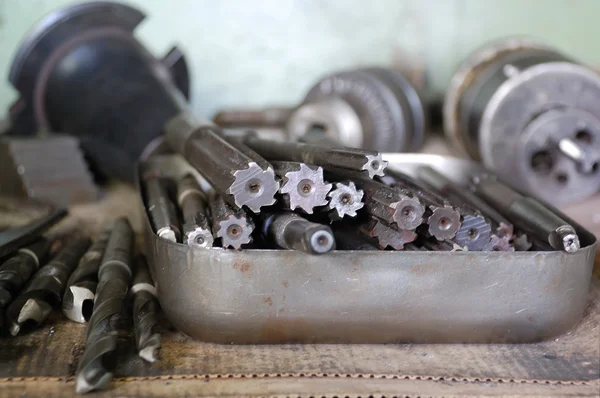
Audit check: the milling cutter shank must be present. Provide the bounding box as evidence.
[176,174,214,248]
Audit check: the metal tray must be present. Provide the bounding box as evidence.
[139,153,596,344]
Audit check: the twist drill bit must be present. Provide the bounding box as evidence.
[471,174,580,253]
[7,237,90,336]
[165,112,278,213]
[62,226,112,323]
[325,168,424,231]
[262,212,335,254]
[326,181,364,220]
[76,218,134,394]
[382,169,461,240]
[176,174,214,248]
[209,192,254,249]
[242,136,388,179]
[132,256,161,363]
[271,161,332,214]
[144,175,180,243]
[0,239,50,331]
[358,217,417,250]
[417,166,509,251]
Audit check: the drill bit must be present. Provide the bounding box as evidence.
[132,256,161,363]
[382,168,461,240]
[325,168,424,231]
[76,218,134,394]
[358,217,417,250]
[165,112,279,213]
[62,226,112,323]
[271,161,332,214]
[262,212,335,254]
[326,181,364,220]
[208,192,254,249]
[417,165,510,251]
[242,135,388,179]
[471,174,580,253]
[0,239,50,331]
[144,175,180,243]
[7,237,90,336]
[176,174,214,248]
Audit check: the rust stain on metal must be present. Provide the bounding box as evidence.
[260,316,313,343]
[232,260,252,273]
[264,297,273,306]
[282,280,289,288]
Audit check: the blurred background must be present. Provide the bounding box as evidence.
[2,0,599,118]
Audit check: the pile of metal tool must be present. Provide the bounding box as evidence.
[141,112,581,254]
[0,217,161,393]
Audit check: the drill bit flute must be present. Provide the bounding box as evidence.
[62,226,112,323]
[209,192,254,249]
[7,237,90,335]
[76,218,134,394]
[0,239,50,331]
[132,256,161,363]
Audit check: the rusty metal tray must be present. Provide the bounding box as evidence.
[139,153,596,344]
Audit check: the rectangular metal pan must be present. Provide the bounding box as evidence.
[139,153,596,344]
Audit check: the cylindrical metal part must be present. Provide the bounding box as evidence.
[415,166,493,251]
[213,107,294,128]
[243,136,388,179]
[165,113,278,213]
[325,168,424,231]
[144,176,180,243]
[445,38,600,205]
[326,181,365,220]
[208,192,254,249]
[263,212,335,254]
[358,217,417,250]
[8,2,190,181]
[271,161,332,214]
[7,237,90,335]
[62,225,112,323]
[76,218,134,394]
[289,68,427,152]
[381,168,462,241]
[132,255,161,363]
[0,239,50,330]
[176,174,214,248]
[471,174,580,253]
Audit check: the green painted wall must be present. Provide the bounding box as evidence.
[0,0,598,119]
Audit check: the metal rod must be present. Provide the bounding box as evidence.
[7,237,90,335]
[262,212,335,254]
[75,218,134,394]
[271,161,331,214]
[176,174,214,248]
[132,255,161,363]
[165,112,279,213]
[208,192,254,249]
[471,174,580,252]
[242,135,388,179]
[62,226,112,323]
[144,176,180,243]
